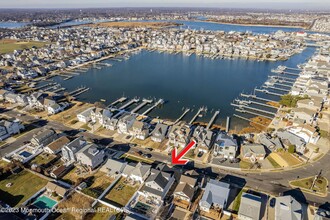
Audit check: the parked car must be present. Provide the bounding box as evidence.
[146,147,153,151]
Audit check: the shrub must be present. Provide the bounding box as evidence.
[288,145,295,154]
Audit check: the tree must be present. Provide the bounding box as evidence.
[288,145,295,154]
[279,94,309,108]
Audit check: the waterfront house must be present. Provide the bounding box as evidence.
[296,98,323,112]
[47,102,70,115]
[238,192,262,220]
[287,125,320,144]
[275,196,302,220]
[5,93,18,104]
[277,130,306,154]
[199,179,230,218]
[61,137,87,163]
[173,174,197,209]
[44,136,71,155]
[0,118,25,141]
[0,89,9,100]
[122,162,151,183]
[76,143,105,170]
[140,168,175,204]
[213,132,238,159]
[103,118,118,131]
[151,123,168,143]
[43,98,57,108]
[27,92,48,109]
[258,133,283,152]
[192,126,216,153]
[30,129,57,148]
[16,94,29,106]
[77,107,95,123]
[117,114,136,134]
[90,107,112,125]
[129,120,149,140]
[291,107,316,123]
[241,144,266,162]
[168,123,191,148]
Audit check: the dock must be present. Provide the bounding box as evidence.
[189,107,205,125]
[280,71,300,76]
[262,85,290,93]
[73,88,90,97]
[206,110,220,129]
[233,114,268,127]
[69,87,89,96]
[119,98,140,110]
[108,96,127,107]
[254,88,283,97]
[174,108,190,124]
[53,87,66,93]
[131,98,153,113]
[35,83,56,90]
[240,93,279,103]
[235,99,278,109]
[231,103,276,116]
[235,108,274,120]
[141,99,164,116]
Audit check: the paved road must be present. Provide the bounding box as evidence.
[1,109,329,206]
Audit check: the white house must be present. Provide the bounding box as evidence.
[77,107,95,123]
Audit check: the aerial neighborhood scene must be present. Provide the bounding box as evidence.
[0,0,329,220]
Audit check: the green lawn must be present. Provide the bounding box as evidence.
[0,39,47,54]
[84,203,119,220]
[239,160,253,169]
[122,154,153,164]
[0,159,8,169]
[104,177,139,207]
[231,188,247,212]
[29,153,56,166]
[290,176,328,195]
[0,170,48,206]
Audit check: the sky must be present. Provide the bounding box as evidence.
[0,0,329,10]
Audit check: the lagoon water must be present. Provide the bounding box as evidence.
[54,46,315,127]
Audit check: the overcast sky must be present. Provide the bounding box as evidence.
[0,0,329,10]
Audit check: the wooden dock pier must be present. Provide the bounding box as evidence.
[131,98,153,113]
[206,110,220,129]
[108,96,127,107]
[231,103,276,116]
[119,98,140,110]
[235,108,274,120]
[240,93,279,103]
[189,107,205,125]
[141,99,164,116]
[174,108,190,124]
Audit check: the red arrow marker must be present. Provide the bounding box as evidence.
[171,140,196,165]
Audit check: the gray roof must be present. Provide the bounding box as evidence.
[146,169,171,189]
[277,131,306,148]
[238,192,262,220]
[215,132,237,148]
[275,196,302,220]
[242,144,266,156]
[200,179,230,209]
[101,158,127,176]
[151,123,168,138]
[130,162,151,178]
